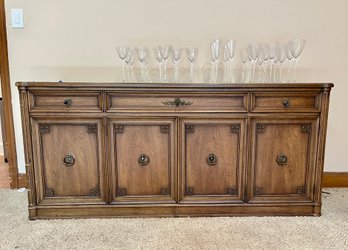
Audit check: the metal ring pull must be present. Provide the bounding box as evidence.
[63,99,73,107]
[282,99,291,108]
[206,153,218,166]
[63,154,75,167]
[138,154,150,166]
[276,154,288,166]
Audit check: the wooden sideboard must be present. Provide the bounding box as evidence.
[17,82,333,219]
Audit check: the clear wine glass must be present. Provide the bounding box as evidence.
[116,46,130,82]
[224,40,236,83]
[268,42,278,82]
[223,48,229,83]
[257,47,266,83]
[240,47,249,83]
[136,47,150,82]
[125,49,135,82]
[210,39,221,83]
[158,45,171,82]
[284,44,293,82]
[278,45,287,82]
[289,39,306,82]
[248,43,261,82]
[185,48,198,83]
[153,47,163,82]
[171,47,182,83]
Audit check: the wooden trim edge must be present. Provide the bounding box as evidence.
[322,172,348,187]
[18,173,28,188]
[16,172,347,189]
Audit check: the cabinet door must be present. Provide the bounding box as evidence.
[180,118,246,203]
[110,118,176,204]
[249,117,319,203]
[31,118,105,205]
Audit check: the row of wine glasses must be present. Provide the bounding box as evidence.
[116,39,306,83]
[116,45,199,83]
[240,39,306,83]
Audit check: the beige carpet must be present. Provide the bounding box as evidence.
[0,189,347,250]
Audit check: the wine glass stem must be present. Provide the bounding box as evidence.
[174,64,178,83]
[287,60,292,82]
[279,64,282,83]
[293,59,298,82]
[141,64,145,82]
[252,60,256,83]
[210,62,215,83]
[269,62,273,83]
[242,65,245,83]
[189,63,194,83]
[163,60,167,82]
[122,62,126,82]
[158,63,162,82]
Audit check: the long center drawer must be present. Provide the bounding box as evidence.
[106,93,248,112]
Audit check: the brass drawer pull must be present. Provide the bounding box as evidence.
[282,99,291,108]
[162,97,193,107]
[276,154,288,166]
[138,154,150,166]
[63,154,75,167]
[63,99,73,107]
[206,153,218,166]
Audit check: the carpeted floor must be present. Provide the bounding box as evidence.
[0,188,347,250]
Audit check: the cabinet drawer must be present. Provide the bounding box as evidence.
[106,93,248,112]
[29,91,102,111]
[251,93,320,112]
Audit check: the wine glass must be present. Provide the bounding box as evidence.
[289,39,306,82]
[171,47,182,83]
[185,48,198,83]
[223,40,236,83]
[240,47,249,83]
[257,47,266,83]
[248,43,261,82]
[125,49,135,82]
[278,45,287,82]
[210,39,221,83]
[153,47,163,82]
[158,45,171,82]
[268,42,278,82]
[136,47,150,82]
[116,46,130,82]
[284,44,293,82]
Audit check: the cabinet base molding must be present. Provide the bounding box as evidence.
[29,204,320,220]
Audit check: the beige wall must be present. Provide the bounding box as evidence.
[5,0,348,173]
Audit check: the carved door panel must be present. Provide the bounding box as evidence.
[180,118,245,203]
[110,118,176,203]
[31,118,105,205]
[249,117,319,203]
